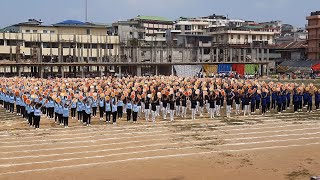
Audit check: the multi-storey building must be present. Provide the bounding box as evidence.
[306,11,320,60]
[0,19,120,77]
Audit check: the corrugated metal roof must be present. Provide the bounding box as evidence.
[135,15,172,22]
[274,41,307,49]
[279,60,320,67]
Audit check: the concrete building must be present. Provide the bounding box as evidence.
[0,19,120,77]
[306,11,320,60]
[208,26,277,45]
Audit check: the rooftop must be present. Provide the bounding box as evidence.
[134,15,172,22]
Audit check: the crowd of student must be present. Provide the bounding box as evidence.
[0,76,319,129]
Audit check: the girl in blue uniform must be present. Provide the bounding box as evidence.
[99,97,105,121]
[84,101,92,126]
[105,100,112,123]
[132,101,139,123]
[33,104,42,129]
[126,98,132,121]
[112,101,118,124]
[91,99,98,118]
[63,104,71,128]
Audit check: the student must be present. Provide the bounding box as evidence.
[126,98,132,121]
[112,101,118,124]
[54,102,59,122]
[198,94,204,117]
[209,93,215,119]
[303,91,308,107]
[297,91,302,112]
[250,92,256,114]
[276,91,283,114]
[155,96,160,117]
[57,102,63,126]
[181,95,187,118]
[175,94,181,117]
[243,93,250,116]
[226,91,234,118]
[9,93,15,113]
[307,91,313,113]
[281,90,287,112]
[27,103,35,127]
[21,98,26,119]
[271,91,277,110]
[98,98,105,121]
[117,98,124,119]
[261,91,267,115]
[293,90,299,113]
[151,98,157,122]
[137,98,142,118]
[16,95,21,116]
[77,100,84,122]
[255,92,261,111]
[191,95,197,120]
[162,95,168,120]
[315,89,320,111]
[169,95,175,122]
[92,99,98,118]
[84,101,92,126]
[63,104,70,128]
[48,98,55,119]
[105,100,112,123]
[33,104,42,129]
[234,91,241,115]
[286,91,291,109]
[143,97,149,121]
[132,101,139,123]
[266,91,271,113]
[215,93,221,117]
[71,101,77,119]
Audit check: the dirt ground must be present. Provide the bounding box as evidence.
[0,107,319,180]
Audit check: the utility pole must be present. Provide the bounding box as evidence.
[85,0,88,22]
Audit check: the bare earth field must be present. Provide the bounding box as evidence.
[0,107,319,180]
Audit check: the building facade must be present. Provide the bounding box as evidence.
[306,11,320,60]
[0,19,120,77]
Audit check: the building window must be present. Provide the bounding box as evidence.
[50,31,55,34]
[231,35,234,39]
[25,30,31,33]
[33,30,38,33]
[267,35,270,40]
[260,35,263,40]
[238,35,241,40]
[43,30,48,33]
[86,29,91,35]
[107,44,113,49]
[252,35,256,40]
[245,35,248,40]
[163,34,166,37]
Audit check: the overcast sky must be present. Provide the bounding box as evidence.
[0,0,318,27]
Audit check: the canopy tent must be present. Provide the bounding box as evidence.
[174,65,202,77]
[277,60,320,73]
[312,63,320,72]
[203,65,218,74]
[245,64,259,75]
[218,64,232,73]
[232,64,245,75]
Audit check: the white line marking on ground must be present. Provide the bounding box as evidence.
[0,142,319,175]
